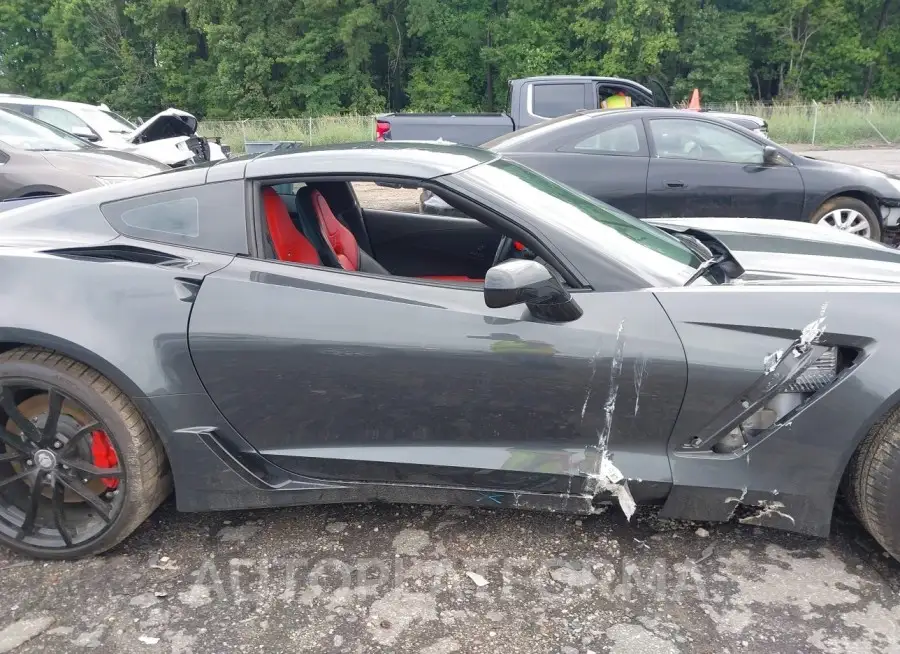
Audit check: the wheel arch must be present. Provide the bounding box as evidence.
[837,386,900,489]
[814,190,882,226]
[0,331,174,468]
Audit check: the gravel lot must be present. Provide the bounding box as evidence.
[3,148,900,654]
[1,500,898,653]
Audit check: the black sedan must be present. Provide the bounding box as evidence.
[2,142,900,562]
[0,107,167,201]
[421,108,900,242]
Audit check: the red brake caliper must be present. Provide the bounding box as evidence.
[90,431,119,490]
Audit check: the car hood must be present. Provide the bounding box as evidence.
[797,153,900,186]
[647,216,900,285]
[127,108,198,143]
[700,110,766,129]
[40,149,169,177]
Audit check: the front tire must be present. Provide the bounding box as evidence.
[847,405,900,562]
[0,347,170,559]
[810,197,881,241]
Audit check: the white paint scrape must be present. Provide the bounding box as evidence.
[799,302,828,348]
[596,456,636,520]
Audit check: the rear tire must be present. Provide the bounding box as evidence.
[847,405,900,561]
[0,347,171,559]
[810,197,881,241]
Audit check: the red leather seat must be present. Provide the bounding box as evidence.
[263,187,321,265]
[310,189,360,271]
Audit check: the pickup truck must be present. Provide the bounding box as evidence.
[376,76,767,146]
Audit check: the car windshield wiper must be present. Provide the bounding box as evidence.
[683,254,728,286]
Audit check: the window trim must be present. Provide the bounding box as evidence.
[527,82,589,121]
[100,181,250,255]
[558,117,649,157]
[247,173,584,290]
[644,116,776,165]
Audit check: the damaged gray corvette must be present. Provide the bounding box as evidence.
[1,141,900,561]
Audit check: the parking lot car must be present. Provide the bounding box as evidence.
[0,107,169,201]
[0,97,226,167]
[2,142,900,562]
[421,108,900,243]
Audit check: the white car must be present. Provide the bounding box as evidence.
[0,97,227,167]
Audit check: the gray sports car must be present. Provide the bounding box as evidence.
[1,141,899,563]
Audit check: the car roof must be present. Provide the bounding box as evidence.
[244,140,500,179]
[483,107,755,151]
[520,75,649,86]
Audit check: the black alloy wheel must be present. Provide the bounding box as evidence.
[0,381,125,550]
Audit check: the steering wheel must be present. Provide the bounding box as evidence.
[493,236,516,267]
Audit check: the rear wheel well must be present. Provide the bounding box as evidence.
[0,340,172,472]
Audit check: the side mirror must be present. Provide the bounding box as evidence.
[762,145,779,165]
[70,126,100,142]
[484,259,582,322]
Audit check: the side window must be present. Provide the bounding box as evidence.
[100,181,248,254]
[352,182,425,214]
[572,120,644,155]
[32,106,93,134]
[649,118,764,164]
[532,83,585,119]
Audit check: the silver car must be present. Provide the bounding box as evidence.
[0,108,168,201]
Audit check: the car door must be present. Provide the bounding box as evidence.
[187,249,686,498]
[645,117,804,219]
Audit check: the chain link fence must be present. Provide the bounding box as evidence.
[198,115,376,154]
[703,100,900,147]
[199,102,900,152]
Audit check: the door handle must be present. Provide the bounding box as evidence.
[665,181,686,188]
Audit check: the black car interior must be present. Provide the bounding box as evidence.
[260,180,537,284]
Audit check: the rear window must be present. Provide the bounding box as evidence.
[532,84,585,118]
[120,197,200,237]
[100,181,248,254]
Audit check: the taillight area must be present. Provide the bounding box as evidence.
[375,120,391,141]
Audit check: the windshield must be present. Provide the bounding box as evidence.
[459,157,706,284]
[0,108,91,151]
[84,108,136,134]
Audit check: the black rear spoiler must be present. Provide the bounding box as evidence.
[0,195,60,213]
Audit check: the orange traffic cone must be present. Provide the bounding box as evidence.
[688,88,701,111]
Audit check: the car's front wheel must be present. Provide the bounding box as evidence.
[0,347,170,559]
[810,197,881,241]
[847,405,900,562]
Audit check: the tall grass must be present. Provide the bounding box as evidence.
[198,115,375,153]
[200,101,900,151]
[705,100,900,146]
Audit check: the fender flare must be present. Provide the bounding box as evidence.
[0,329,175,466]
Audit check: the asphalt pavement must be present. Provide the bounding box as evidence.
[797,146,900,175]
[3,147,900,654]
